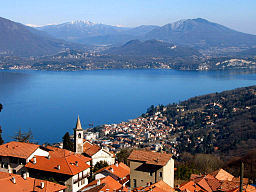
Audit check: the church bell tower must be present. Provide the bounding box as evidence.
[74,116,84,154]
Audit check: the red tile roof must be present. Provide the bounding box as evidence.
[26,147,90,176]
[0,172,66,192]
[128,150,172,166]
[209,169,234,181]
[182,168,250,192]
[133,180,175,192]
[179,180,206,192]
[80,176,124,192]
[0,141,40,159]
[47,146,91,162]
[83,141,101,157]
[84,145,101,157]
[228,184,256,192]
[96,162,130,179]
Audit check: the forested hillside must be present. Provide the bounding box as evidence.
[144,86,256,158]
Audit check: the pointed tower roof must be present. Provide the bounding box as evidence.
[74,116,83,130]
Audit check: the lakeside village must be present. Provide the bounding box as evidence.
[0,116,255,192]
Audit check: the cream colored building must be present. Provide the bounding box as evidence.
[128,150,174,188]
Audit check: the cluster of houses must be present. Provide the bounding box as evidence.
[97,112,179,156]
[0,116,255,192]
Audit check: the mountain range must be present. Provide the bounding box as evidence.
[104,39,201,57]
[0,17,85,57]
[37,21,159,46]
[1,16,256,57]
[37,18,256,49]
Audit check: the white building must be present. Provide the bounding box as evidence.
[74,117,115,166]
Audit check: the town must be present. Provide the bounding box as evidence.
[0,115,255,192]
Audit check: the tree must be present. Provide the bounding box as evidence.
[116,148,131,165]
[0,104,4,144]
[62,132,73,151]
[0,126,4,145]
[12,128,35,143]
[193,154,223,173]
[93,161,109,173]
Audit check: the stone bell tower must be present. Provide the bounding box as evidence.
[74,116,84,154]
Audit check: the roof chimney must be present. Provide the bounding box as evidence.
[33,157,36,164]
[97,179,101,185]
[47,155,51,159]
[115,162,118,167]
[22,173,27,180]
[110,167,114,173]
[41,182,45,189]
[57,165,61,170]
[11,177,16,184]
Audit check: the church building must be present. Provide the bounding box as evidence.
[74,116,115,166]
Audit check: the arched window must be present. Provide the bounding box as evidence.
[78,133,81,138]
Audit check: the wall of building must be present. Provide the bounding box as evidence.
[27,148,49,163]
[163,158,174,188]
[71,169,89,192]
[91,150,115,166]
[129,161,163,189]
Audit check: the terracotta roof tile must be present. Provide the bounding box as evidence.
[80,176,123,192]
[0,141,40,159]
[47,146,91,162]
[205,178,222,191]
[0,172,66,192]
[197,178,213,192]
[179,181,206,192]
[95,162,130,179]
[26,147,90,176]
[84,145,101,156]
[128,150,172,166]
[229,184,256,192]
[218,180,240,191]
[210,169,234,181]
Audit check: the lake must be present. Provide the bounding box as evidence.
[1,69,256,144]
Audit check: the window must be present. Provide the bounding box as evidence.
[160,172,162,177]
[149,172,153,176]
[133,179,137,188]
[78,133,81,138]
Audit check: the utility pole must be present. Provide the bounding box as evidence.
[240,161,244,192]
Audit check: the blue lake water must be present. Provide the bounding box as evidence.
[1,69,256,144]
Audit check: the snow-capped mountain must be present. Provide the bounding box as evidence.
[37,20,130,44]
[38,18,256,48]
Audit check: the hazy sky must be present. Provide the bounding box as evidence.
[1,0,256,34]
